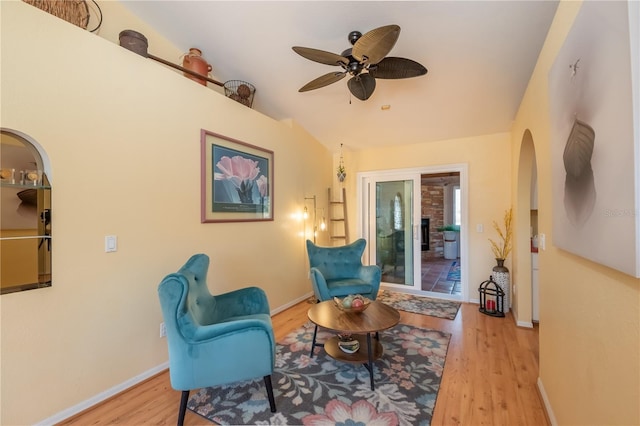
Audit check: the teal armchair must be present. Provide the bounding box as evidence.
[157,254,276,426]
[306,238,381,301]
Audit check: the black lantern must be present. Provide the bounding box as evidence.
[478,276,505,317]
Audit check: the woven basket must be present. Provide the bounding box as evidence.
[22,0,90,29]
[224,80,256,108]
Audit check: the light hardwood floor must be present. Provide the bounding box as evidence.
[59,300,548,425]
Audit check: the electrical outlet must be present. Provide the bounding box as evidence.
[159,322,166,338]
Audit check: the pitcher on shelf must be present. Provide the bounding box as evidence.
[182,48,212,86]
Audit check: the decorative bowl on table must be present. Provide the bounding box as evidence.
[337,334,360,353]
[333,295,371,313]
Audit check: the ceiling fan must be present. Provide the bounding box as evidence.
[292,24,427,101]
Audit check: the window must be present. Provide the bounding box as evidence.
[393,193,403,230]
[453,186,461,226]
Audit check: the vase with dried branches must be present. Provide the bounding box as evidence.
[488,208,513,312]
[489,208,513,264]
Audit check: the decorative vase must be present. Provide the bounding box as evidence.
[337,171,346,182]
[492,258,510,313]
[443,231,457,260]
[182,48,212,86]
[119,30,148,57]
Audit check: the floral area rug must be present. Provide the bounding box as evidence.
[188,322,451,425]
[446,261,461,282]
[377,290,461,320]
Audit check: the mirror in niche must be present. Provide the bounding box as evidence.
[1,130,52,294]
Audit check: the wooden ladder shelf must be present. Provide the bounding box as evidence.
[328,187,348,243]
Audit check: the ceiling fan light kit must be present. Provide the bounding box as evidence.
[293,24,427,101]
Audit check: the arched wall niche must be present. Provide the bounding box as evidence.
[1,128,52,294]
[1,128,53,180]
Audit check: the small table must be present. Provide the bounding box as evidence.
[307,300,400,390]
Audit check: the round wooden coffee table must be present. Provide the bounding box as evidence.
[307,300,400,390]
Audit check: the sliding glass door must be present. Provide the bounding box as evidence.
[358,165,468,301]
[365,173,421,290]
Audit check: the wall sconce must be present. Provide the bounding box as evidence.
[304,195,326,243]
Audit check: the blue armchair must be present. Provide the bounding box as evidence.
[157,254,276,426]
[306,238,381,301]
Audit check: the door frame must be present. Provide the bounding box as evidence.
[357,163,469,302]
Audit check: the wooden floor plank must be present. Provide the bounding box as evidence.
[58,300,547,426]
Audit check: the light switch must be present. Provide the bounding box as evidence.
[105,235,117,252]
[539,233,546,250]
[476,224,484,233]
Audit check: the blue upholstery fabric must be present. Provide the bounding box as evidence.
[306,239,381,301]
[157,254,275,391]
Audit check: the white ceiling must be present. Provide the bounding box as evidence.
[121,1,559,152]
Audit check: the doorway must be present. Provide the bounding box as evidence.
[419,172,461,296]
[515,129,539,327]
[357,164,468,301]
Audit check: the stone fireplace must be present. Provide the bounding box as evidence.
[421,183,445,259]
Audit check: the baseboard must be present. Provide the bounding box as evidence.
[537,377,558,426]
[271,291,314,315]
[35,361,169,425]
[37,292,313,425]
[517,320,534,328]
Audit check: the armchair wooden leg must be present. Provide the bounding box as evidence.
[177,390,189,426]
[263,375,277,412]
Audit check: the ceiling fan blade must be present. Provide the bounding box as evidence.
[299,72,346,92]
[352,24,400,65]
[347,74,376,101]
[292,46,349,66]
[369,57,428,79]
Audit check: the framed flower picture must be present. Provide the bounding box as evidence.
[201,130,274,222]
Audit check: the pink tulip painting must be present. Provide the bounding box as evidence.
[214,155,261,204]
[203,132,274,222]
[257,175,268,198]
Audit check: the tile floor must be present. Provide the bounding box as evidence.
[381,255,461,296]
[420,257,461,295]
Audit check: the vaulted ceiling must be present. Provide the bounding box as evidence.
[121,1,559,152]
